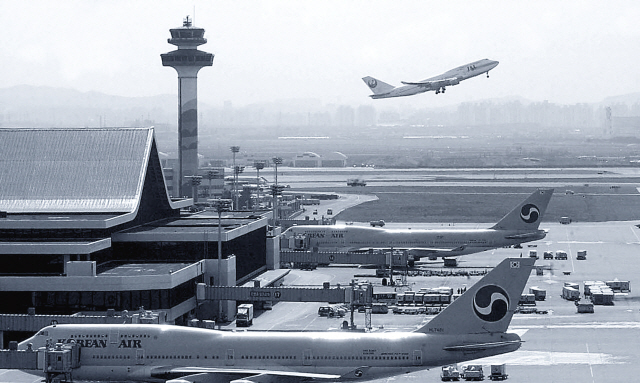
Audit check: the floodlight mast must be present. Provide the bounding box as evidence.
[230,146,240,210]
[211,198,231,324]
[271,157,283,224]
[254,161,266,211]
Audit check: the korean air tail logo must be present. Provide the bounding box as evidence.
[367,78,377,89]
[520,204,540,223]
[473,285,509,322]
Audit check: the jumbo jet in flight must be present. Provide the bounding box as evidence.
[284,189,553,264]
[19,257,534,383]
[363,58,499,99]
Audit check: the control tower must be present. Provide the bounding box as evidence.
[161,16,214,199]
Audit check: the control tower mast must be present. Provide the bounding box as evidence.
[161,16,214,199]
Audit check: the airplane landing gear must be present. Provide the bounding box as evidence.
[441,87,446,93]
[487,72,490,78]
[435,89,440,94]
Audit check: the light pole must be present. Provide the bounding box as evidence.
[185,175,202,204]
[254,161,265,211]
[205,169,218,198]
[234,165,245,209]
[271,157,283,224]
[211,198,232,324]
[230,146,240,210]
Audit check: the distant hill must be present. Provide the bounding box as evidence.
[600,92,640,106]
[0,85,178,128]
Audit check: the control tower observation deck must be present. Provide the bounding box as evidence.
[161,16,214,199]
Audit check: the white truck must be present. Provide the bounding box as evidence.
[236,303,254,327]
[462,365,484,381]
[441,365,461,381]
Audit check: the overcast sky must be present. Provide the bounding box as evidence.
[1,0,639,108]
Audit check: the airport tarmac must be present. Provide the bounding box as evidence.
[2,220,638,382]
[244,220,640,382]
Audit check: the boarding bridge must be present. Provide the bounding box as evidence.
[0,342,81,383]
[0,310,165,340]
[280,250,408,267]
[197,283,373,306]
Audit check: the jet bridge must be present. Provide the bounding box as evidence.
[0,341,81,383]
[280,250,408,267]
[197,284,370,304]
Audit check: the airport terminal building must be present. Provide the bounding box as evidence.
[0,128,269,336]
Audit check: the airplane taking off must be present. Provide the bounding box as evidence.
[19,257,534,383]
[284,189,553,263]
[363,58,499,99]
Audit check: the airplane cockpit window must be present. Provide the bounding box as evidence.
[37,330,49,336]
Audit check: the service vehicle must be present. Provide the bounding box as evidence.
[488,364,508,380]
[543,251,554,259]
[347,178,366,186]
[555,250,568,260]
[462,364,484,381]
[369,219,385,227]
[357,303,388,314]
[577,250,587,260]
[529,250,538,259]
[560,216,572,224]
[318,305,345,317]
[236,303,254,327]
[529,286,546,301]
[441,365,461,381]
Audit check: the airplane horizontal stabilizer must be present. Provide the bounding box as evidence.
[443,340,523,352]
[504,231,546,240]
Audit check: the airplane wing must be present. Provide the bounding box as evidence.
[401,77,461,87]
[156,366,340,383]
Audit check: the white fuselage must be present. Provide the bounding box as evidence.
[285,225,546,257]
[19,324,519,382]
[371,59,499,99]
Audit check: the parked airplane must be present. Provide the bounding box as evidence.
[363,58,499,99]
[284,189,553,263]
[19,257,534,383]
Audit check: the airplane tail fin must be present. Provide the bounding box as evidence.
[362,76,395,95]
[416,257,535,335]
[490,189,554,231]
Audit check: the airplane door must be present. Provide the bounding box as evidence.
[136,349,145,365]
[413,350,422,366]
[226,349,235,366]
[109,329,119,345]
[303,349,312,366]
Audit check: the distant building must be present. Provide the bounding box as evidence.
[322,152,348,167]
[293,152,322,167]
[291,152,348,168]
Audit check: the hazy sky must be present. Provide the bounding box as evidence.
[1,0,639,108]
